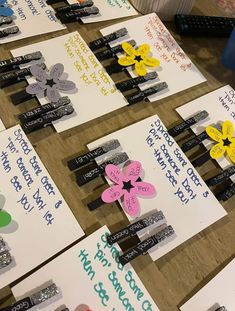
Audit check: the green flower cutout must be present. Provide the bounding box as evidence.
[0,193,12,228]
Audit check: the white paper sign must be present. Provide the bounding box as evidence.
[101,14,206,101]
[0,119,5,131]
[68,0,138,23]
[180,259,235,311]
[11,31,127,133]
[1,0,66,44]
[12,226,160,311]
[177,85,235,180]
[0,125,84,289]
[88,115,226,261]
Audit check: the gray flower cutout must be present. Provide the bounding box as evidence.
[26,63,76,103]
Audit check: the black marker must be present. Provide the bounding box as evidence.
[168,110,209,137]
[0,63,46,88]
[107,211,165,245]
[126,82,168,105]
[0,51,42,73]
[76,152,129,186]
[46,0,65,4]
[19,96,70,122]
[0,26,19,38]
[116,72,158,92]
[95,40,136,61]
[181,130,209,152]
[55,0,93,14]
[215,307,227,311]
[58,7,99,23]
[0,16,13,26]
[118,226,174,266]
[68,139,120,171]
[89,28,128,51]
[10,89,37,105]
[216,182,235,201]
[205,166,235,186]
[0,284,59,311]
[22,104,74,134]
[191,150,210,167]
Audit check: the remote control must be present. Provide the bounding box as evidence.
[175,14,235,37]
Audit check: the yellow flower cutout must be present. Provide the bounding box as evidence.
[206,120,235,163]
[118,42,160,76]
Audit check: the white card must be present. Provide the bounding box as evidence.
[180,259,235,311]
[68,0,138,23]
[12,226,160,311]
[1,1,65,44]
[177,85,235,180]
[0,118,5,131]
[11,31,127,133]
[0,125,84,289]
[101,14,206,101]
[88,115,227,261]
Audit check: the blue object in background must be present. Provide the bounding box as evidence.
[222,27,235,71]
[0,0,14,17]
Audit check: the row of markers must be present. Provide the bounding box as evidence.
[67,110,235,203]
[0,27,166,133]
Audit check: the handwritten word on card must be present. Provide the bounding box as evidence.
[0,125,84,289]
[12,226,160,311]
[1,0,65,44]
[101,14,206,101]
[88,115,226,261]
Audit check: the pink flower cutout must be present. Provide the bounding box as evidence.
[101,161,156,218]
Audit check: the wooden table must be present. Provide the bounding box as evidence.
[0,0,235,310]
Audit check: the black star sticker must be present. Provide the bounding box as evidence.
[122,180,134,193]
[222,138,232,146]
[134,55,143,62]
[45,79,56,88]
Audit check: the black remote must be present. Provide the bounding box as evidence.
[175,14,235,37]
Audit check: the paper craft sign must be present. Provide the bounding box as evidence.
[88,115,226,261]
[68,0,138,23]
[12,226,160,311]
[177,85,235,180]
[11,31,127,133]
[0,118,5,131]
[0,125,84,289]
[180,259,235,311]
[101,13,206,101]
[0,0,66,44]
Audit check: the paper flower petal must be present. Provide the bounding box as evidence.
[30,65,49,82]
[135,61,147,76]
[26,82,45,95]
[0,6,14,16]
[50,63,64,82]
[101,185,124,203]
[222,120,234,139]
[227,146,235,163]
[122,42,136,57]
[143,57,160,67]
[118,56,136,67]
[206,126,223,142]
[123,192,140,218]
[132,181,156,196]
[126,161,142,182]
[57,80,76,91]
[137,44,150,57]
[0,210,12,228]
[210,142,225,159]
[46,87,60,102]
[105,164,126,184]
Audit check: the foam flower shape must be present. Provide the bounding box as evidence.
[206,120,235,163]
[26,63,76,103]
[118,42,160,76]
[0,193,11,228]
[101,161,156,218]
[0,0,14,16]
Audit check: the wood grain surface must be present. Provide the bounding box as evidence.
[0,0,235,310]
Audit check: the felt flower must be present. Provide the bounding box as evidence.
[206,120,235,163]
[26,63,76,103]
[101,161,156,218]
[0,193,11,228]
[118,42,160,76]
[0,0,14,17]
